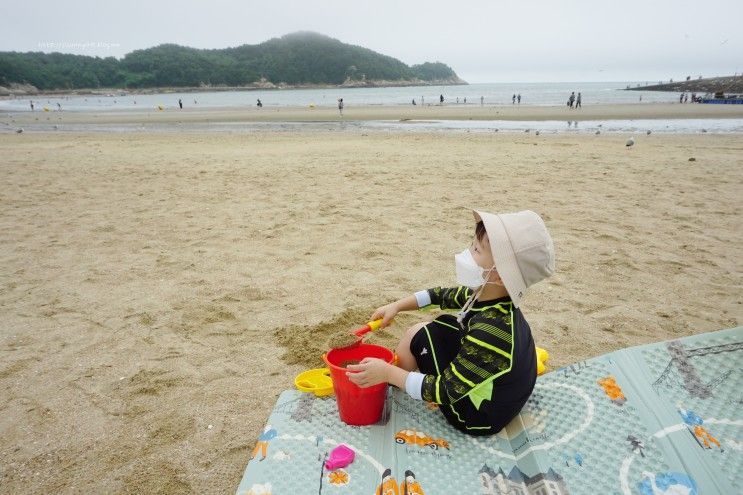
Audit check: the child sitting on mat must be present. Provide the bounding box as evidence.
[347,209,554,435]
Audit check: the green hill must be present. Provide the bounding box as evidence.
[0,32,465,91]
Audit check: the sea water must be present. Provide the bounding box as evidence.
[0,81,685,112]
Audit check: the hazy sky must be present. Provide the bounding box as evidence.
[2,0,741,83]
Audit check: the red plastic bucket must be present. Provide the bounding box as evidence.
[323,343,395,426]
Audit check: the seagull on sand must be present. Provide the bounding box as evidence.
[646,130,652,135]
[15,128,23,134]
[535,130,540,136]
[595,130,601,135]
[626,137,635,148]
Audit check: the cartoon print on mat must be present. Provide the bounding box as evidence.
[244,482,272,495]
[627,434,646,457]
[377,468,399,495]
[401,470,425,495]
[250,425,278,462]
[394,429,450,450]
[561,452,585,467]
[273,393,318,421]
[638,471,697,495]
[271,450,291,461]
[374,469,427,495]
[678,406,722,450]
[479,465,570,494]
[597,375,626,405]
[327,469,349,486]
[519,394,548,434]
[651,340,743,399]
[290,393,316,422]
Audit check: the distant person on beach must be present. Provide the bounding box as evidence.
[684,94,688,103]
[639,95,642,102]
[257,99,263,108]
[679,93,684,103]
[456,97,459,104]
[576,93,582,108]
[412,99,417,105]
[194,99,197,104]
[512,94,516,104]
[517,94,521,104]
[338,98,344,116]
[440,94,444,105]
[346,209,554,437]
[178,98,183,109]
[569,92,575,109]
[464,97,467,104]
[57,102,61,111]
[480,96,484,106]
[30,100,34,111]
[421,96,424,105]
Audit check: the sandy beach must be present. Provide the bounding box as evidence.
[1,124,742,493]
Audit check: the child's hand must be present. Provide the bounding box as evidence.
[371,302,398,329]
[346,358,391,388]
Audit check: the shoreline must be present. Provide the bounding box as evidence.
[0,78,467,99]
[4,103,743,126]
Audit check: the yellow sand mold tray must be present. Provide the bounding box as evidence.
[294,368,334,397]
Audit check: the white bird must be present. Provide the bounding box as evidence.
[15,128,23,134]
[595,130,601,135]
[626,137,635,148]
[535,130,540,136]
[646,130,652,135]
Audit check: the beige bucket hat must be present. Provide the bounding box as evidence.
[473,209,555,307]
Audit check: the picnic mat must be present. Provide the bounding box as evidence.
[236,327,742,494]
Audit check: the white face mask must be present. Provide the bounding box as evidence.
[455,248,494,289]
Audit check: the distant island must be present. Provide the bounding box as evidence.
[0,32,466,95]
[625,75,743,93]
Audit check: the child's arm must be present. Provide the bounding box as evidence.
[346,358,409,390]
[372,286,472,328]
[371,294,419,328]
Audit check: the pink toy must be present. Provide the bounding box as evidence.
[324,444,355,470]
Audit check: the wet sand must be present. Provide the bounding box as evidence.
[0,130,741,493]
[3,102,743,127]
